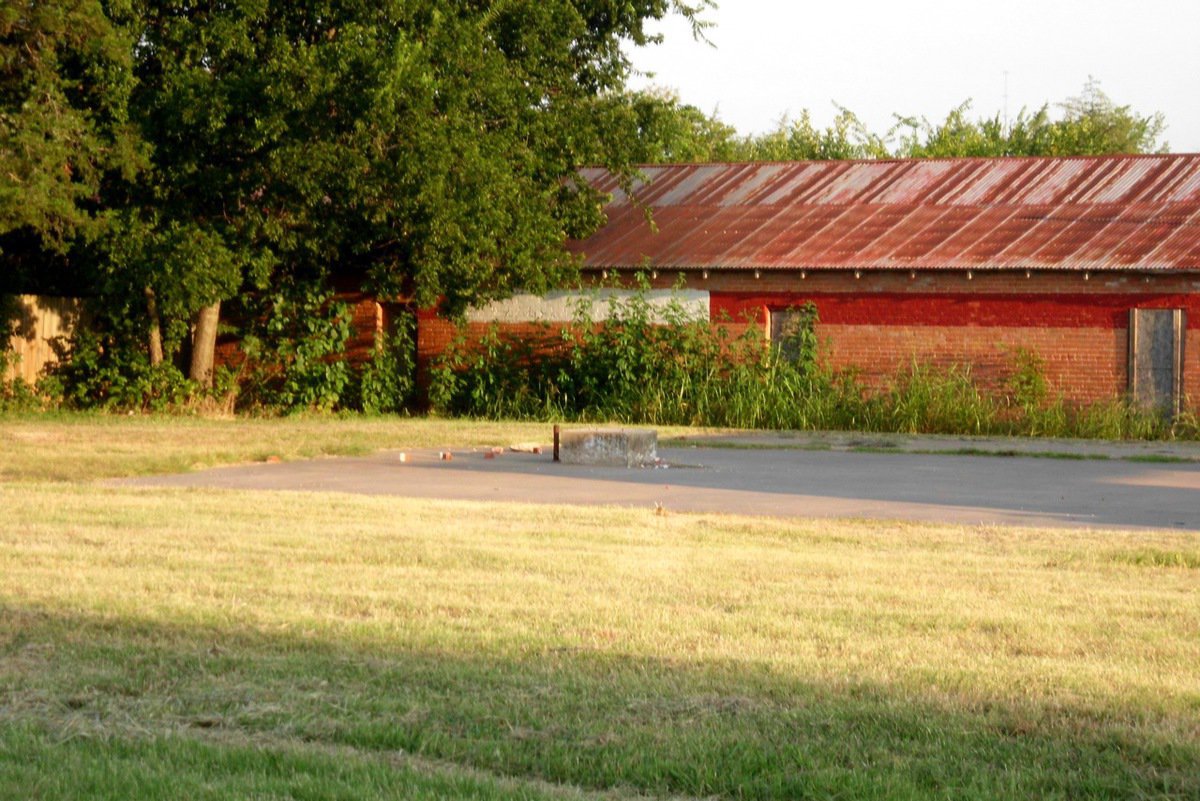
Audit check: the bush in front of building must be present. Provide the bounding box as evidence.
[428,283,826,427]
[428,284,1197,440]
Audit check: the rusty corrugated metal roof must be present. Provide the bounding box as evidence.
[569,155,1200,271]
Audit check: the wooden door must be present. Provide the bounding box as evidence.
[1128,309,1185,417]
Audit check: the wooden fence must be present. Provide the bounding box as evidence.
[3,295,82,384]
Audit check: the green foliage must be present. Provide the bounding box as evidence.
[772,301,819,367]
[431,280,822,424]
[893,80,1167,158]
[95,212,250,361]
[0,375,41,412]
[356,318,417,415]
[874,363,1010,435]
[430,285,1191,440]
[42,327,195,411]
[638,79,1168,164]
[1051,78,1167,155]
[624,88,744,163]
[4,0,711,402]
[740,108,891,161]
[240,284,353,413]
[2,296,53,410]
[1006,348,1049,412]
[110,0,712,319]
[0,0,142,249]
[0,344,44,411]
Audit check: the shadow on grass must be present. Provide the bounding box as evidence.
[2,604,1197,801]
[0,722,583,801]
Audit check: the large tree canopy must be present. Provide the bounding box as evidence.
[892,80,1167,158]
[0,0,140,248]
[17,0,711,382]
[637,80,1168,164]
[122,0,708,311]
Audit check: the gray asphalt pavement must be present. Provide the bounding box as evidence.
[125,442,1200,531]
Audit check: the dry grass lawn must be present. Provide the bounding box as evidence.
[0,413,574,481]
[1,414,1198,799]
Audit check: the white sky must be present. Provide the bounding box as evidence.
[626,0,1200,153]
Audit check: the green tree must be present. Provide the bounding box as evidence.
[891,101,1018,158]
[0,0,140,249]
[740,107,890,161]
[893,80,1167,158]
[89,0,712,386]
[0,0,143,369]
[629,98,893,164]
[1047,78,1166,155]
[624,88,742,162]
[636,79,1168,165]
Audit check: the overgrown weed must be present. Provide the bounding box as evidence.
[430,279,1191,440]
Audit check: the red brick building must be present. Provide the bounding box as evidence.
[554,155,1200,413]
[375,155,1200,412]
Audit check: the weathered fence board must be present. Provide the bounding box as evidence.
[3,295,82,384]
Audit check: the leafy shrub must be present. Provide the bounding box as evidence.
[42,328,196,411]
[430,279,822,426]
[0,351,45,412]
[355,315,417,414]
[240,283,353,412]
[1006,347,1049,412]
[0,377,42,412]
[428,279,1197,440]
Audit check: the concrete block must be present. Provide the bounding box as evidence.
[558,428,657,468]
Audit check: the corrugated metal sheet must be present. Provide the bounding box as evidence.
[570,155,1200,271]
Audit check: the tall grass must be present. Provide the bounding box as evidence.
[430,282,1198,440]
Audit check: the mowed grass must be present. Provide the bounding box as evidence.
[0,413,571,482]
[2,478,1199,800]
[0,413,720,483]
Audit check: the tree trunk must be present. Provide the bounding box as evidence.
[145,287,163,366]
[189,300,221,387]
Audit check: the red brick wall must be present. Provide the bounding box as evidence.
[416,316,567,357]
[812,324,1126,401]
[691,270,1200,407]
[344,294,382,366]
[415,312,575,387]
[381,269,1200,409]
[215,291,384,371]
[415,312,453,367]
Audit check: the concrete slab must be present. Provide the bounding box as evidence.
[557,428,657,467]
[121,441,1200,531]
[664,430,1200,461]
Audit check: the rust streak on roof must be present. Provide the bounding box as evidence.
[571,155,1200,271]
